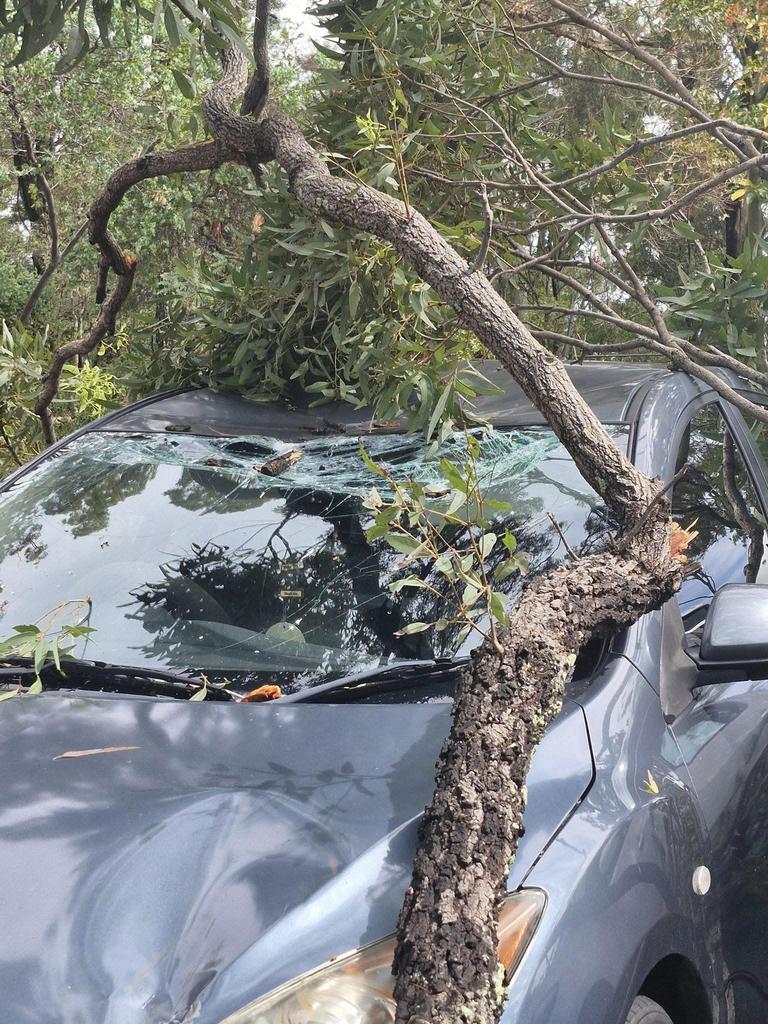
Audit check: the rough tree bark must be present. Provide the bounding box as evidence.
[34,7,694,1024]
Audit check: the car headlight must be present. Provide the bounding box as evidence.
[219,889,545,1024]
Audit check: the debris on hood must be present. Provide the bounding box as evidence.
[239,684,283,703]
[257,449,304,477]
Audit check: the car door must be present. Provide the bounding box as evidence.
[666,400,768,1022]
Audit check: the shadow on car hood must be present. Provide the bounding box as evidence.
[0,695,593,1024]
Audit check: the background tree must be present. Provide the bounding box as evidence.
[0,4,310,468]
[4,3,768,1024]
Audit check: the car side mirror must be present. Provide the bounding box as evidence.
[698,584,768,668]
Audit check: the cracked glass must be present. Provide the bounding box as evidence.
[0,425,627,693]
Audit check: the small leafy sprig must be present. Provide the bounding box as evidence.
[0,598,94,697]
[360,434,527,653]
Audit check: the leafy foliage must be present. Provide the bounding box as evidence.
[4,0,768,470]
[362,434,527,651]
[662,236,768,361]
[0,319,120,468]
[0,597,94,686]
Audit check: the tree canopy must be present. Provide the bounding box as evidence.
[5,1,768,471]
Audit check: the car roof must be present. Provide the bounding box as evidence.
[94,360,670,440]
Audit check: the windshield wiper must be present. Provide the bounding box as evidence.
[0,657,235,701]
[283,657,468,704]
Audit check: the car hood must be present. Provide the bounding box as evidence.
[0,694,593,1024]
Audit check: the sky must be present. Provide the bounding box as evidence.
[280,0,323,46]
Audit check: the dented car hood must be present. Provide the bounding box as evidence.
[0,694,593,1024]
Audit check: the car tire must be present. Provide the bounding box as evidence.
[625,995,674,1023]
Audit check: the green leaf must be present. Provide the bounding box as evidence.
[478,532,497,560]
[189,681,207,701]
[673,222,700,241]
[12,8,66,65]
[359,441,387,478]
[0,688,20,703]
[502,531,518,554]
[384,533,422,556]
[214,19,254,59]
[434,553,454,577]
[389,575,430,592]
[51,635,62,673]
[33,638,48,676]
[439,458,466,494]
[312,38,346,60]
[490,591,508,625]
[494,558,520,583]
[395,621,431,635]
[426,383,452,442]
[163,2,181,47]
[172,69,197,99]
[484,497,512,513]
[26,678,43,695]
[348,279,361,318]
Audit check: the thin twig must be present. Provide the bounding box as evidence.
[470,182,493,273]
[0,422,22,467]
[2,75,60,325]
[620,466,690,546]
[547,512,579,560]
[21,221,87,324]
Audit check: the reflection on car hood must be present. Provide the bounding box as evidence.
[0,695,593,1024]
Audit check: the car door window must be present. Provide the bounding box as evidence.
[744,408,768,474]
[672,404,768,626]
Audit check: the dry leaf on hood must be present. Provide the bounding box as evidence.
[239,685,282,703]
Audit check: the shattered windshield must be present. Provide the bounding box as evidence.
[0,426,627,693]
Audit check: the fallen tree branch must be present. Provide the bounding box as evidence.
[392,531,685,1024]
[89,141,236,274]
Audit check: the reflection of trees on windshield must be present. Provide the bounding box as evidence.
[0,487,47,570]
[128,480,436,689]
[128,455,579,684]
[39,460,158,538]
[164,466,272,514]
[0,449,158,573]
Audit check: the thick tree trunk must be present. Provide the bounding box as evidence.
[392,529,683,1024]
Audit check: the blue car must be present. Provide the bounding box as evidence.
[2,360,768,1024]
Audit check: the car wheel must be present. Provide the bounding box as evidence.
[625,995,674,1024]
